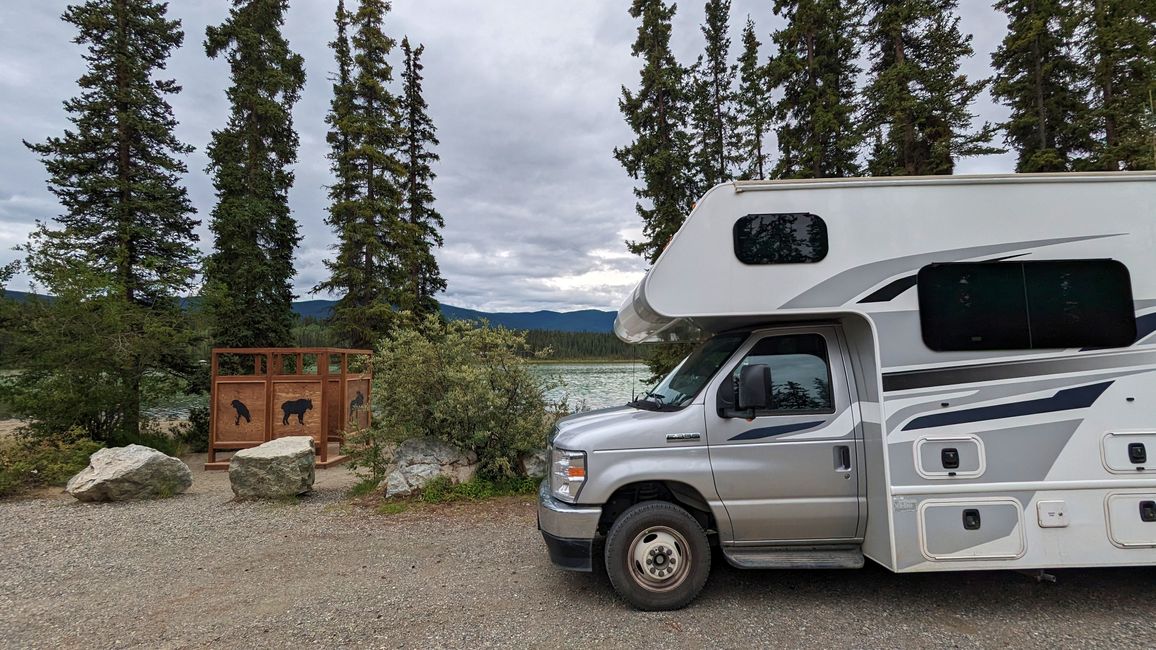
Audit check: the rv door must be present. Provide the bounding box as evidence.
[706,326,863,543]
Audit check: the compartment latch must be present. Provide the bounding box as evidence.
[1140,500,1156,523]
[941,447,960,470]
[962,508,981,530]
[1129,442,1147,465]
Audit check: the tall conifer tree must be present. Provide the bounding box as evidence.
[317,0,406,348]
[735,17,771,180]
[397,38,446,317]
[992,0,1091,172]
[203,0,306,348]
[862,0,1001,176]
[1077,0,1155,170]
[614,0,695,265]
[21,0,198,439]
[769,0,864,179]
[689,0,738,192]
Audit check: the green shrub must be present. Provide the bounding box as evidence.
[0,428,103,497]
[346,313,558,483]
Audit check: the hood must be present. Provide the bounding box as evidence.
[551,404,706,452]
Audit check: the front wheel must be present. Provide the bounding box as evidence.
[604,501,711,611]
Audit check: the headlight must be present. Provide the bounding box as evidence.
[549,446,586,503]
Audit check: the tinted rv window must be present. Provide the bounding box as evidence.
[918,260,1135,351]
[733,213,828,264]
[730,333,834,414]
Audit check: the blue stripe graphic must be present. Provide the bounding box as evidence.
[730,420,826,441]
[902,381,1112,431]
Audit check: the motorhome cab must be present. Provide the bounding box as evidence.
[537,172,1156,611]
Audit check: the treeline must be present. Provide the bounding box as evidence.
[1,0,445,444]
[621,0,1155,376]
[523,330,640,362]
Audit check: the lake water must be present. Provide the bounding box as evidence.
[530,362,649,411]
[146,362,651,420]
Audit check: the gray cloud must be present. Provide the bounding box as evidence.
[0,1,1014,311]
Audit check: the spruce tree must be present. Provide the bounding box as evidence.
[615,0,698,380]
[769,0,864,179]
[316,0,406,348]
[735,17,771,180]
[614,0,696,265]
[203,0,306,348]
[397,37,446,318]
[20,0,198,440]
[992,0,1091,172]
[1077,0,1156,170]
[688,0,738,192]
[862,0,1002,176]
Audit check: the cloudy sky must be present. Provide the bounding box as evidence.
[0,1,1014,313]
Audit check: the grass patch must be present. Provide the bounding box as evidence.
[347,477,381,498]
[418,475,539,504]
[377,501,410,515]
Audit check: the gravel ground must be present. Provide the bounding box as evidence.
[2,457,1156,649]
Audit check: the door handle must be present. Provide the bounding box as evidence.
[834,445,852,472]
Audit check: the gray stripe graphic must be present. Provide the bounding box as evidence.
[883,349,1156,392]
[783,234,1118,309]
[885,367,1152,431]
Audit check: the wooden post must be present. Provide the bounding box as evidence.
[208,351,220,465]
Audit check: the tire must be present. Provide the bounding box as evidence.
[604,501,711,611]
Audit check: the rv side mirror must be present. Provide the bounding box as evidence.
[736,364,771,412]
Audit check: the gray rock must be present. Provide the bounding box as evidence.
[229,436,315,499]
[384,438,477,497]
[66,445,192,502]
[520,449,548,478]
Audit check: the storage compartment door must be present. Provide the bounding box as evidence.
[1106,493,1156,548]
[918,499,1025,561]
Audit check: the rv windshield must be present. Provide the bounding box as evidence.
[630,333,747,411]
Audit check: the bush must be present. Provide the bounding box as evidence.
[171,405,210,454]
[0,428,103,498]
[345,313,558,484]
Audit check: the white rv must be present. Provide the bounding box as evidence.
[537,172,1156,611]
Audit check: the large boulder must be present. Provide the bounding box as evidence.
[66,445,192,502]
[229,436,315,499]
[520,449,548,478]
[384,438,477,497]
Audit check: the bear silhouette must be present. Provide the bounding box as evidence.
[349,391,365,421]
[281,398,313,426]
[230,399,251,426]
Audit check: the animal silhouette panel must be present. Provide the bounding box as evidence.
[272,381,323,441]
[347,379,370,429]
[213,382,265,443]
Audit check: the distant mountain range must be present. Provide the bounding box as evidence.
[3,291,617,334]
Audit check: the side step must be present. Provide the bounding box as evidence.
[723,546,865,570]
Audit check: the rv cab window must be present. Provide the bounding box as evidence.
[918,260,1136,351]
[733,213,828,264]
[731,333,835,414]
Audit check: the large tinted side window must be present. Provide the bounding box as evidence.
[730,333,835,413]
[918,260,1135,351]
[733,213,828,264]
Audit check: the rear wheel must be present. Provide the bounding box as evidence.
[604,501,710,611]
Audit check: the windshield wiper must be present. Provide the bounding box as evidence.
[628,391,676,411]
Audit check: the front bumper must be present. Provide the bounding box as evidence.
[537,480,601,572]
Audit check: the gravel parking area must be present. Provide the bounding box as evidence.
[2,457,1156,649]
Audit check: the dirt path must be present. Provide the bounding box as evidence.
[1,457,1155,649]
